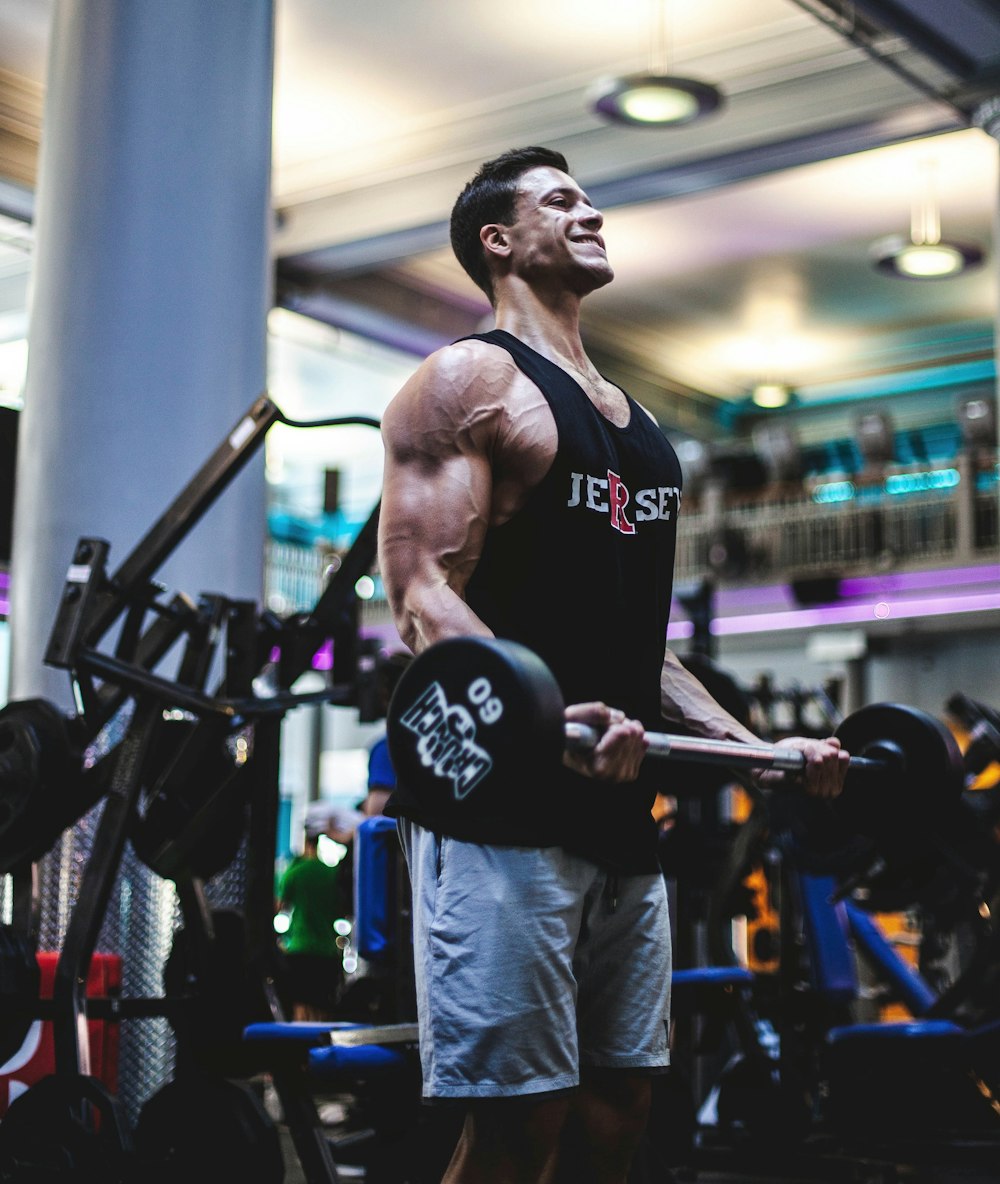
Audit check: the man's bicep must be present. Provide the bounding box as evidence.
[380,449,491,589]
[378,442,495,652]
[377,344,505,647]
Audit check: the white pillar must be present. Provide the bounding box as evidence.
[9,0,274,707]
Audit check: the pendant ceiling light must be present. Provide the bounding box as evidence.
[870,159,984,280]
[751,382,791,410]
[590,1,723,128]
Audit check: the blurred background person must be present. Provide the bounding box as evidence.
[276,821,350,1021]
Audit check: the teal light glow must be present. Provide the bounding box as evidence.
[884,468,960,495]
[812,468,961,504]
[813,481,856,504]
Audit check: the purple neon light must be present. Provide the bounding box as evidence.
[699,590,1000,637]
[0,596,7,616]
[701,565,1000,619]
[0,571,9,591]
[839,565,1000,598]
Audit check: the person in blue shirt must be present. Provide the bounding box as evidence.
[360,651,412,818]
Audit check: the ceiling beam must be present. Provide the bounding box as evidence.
[276,87,963,276]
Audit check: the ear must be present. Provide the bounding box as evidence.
[480,223,511,261]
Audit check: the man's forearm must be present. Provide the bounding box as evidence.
[659,649,761,745]
[390,580,493,654]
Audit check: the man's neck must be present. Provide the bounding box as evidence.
[493,288,589,370]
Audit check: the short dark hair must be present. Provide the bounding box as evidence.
[450,146,570,304]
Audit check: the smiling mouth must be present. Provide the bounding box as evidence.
[573,234,606,250]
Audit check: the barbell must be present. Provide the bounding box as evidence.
[385,636,965,850]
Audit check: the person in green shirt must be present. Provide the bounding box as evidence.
[277,825,348,1021]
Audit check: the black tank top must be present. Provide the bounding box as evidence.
[391,329,683,872]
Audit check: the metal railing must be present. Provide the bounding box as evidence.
[264,459,999,612]
[264,540,341,615]
[674,458,997,586]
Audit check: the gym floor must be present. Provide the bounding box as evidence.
[272,1096,1000,1184]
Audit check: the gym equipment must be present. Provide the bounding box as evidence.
[129,715,252,881]
[385,636,964,835]
[653,674,1000,1176]
[133,1074,284,1184]
[822,1018,1000,1154]
[241,803,430,1184]
[948,692,1000,787]
[714,1053,811,1145]
[0,397,387,1184]
[0,925,39,1068]
[0,1073,132,1183]
[0,699,88,874]
[244,1019,423,1182]
[163,908,261,1077]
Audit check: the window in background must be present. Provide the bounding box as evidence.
[265,309,420,840]
[266,308,417,553]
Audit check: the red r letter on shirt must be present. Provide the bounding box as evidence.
[608,470,636,535]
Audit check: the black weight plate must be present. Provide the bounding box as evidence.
[835,702,965,863]
[163,909,259,1074]
[130,719,249,882]
[0,1073,131,1183]
[0,925,39,1067]
[387,636,566,822]
[0,706,38,835]
[134,1074,284,1184]
[0,699,84,874]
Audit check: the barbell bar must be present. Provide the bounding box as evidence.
[385,636,965,844]
[564,721,886,775]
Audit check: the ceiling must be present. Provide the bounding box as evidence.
[2,0,1000,444]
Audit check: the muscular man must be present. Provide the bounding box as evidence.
[377,146,848,1184]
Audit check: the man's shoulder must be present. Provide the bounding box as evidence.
[419,337,520,386]
[384,339,523,434]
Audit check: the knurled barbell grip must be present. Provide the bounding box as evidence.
[564,722,889,774]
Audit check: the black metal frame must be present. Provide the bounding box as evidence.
[2,394,386,1182]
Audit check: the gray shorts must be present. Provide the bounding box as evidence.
[398,819,672,1099]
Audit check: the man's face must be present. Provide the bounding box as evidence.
[502,165,614,294]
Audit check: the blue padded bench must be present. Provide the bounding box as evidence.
[672,966,754,993]
[243,1021,418,1078]
[822,1018,1000,1140]
[670,967,756,1035]
[670,966,760,1068]
[246,815,414,1078]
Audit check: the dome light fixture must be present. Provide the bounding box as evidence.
[870,235,983,280]
[591,1,723,129]
[751,382,791,409]
[870,158,984,280]
[592,74,722,128]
